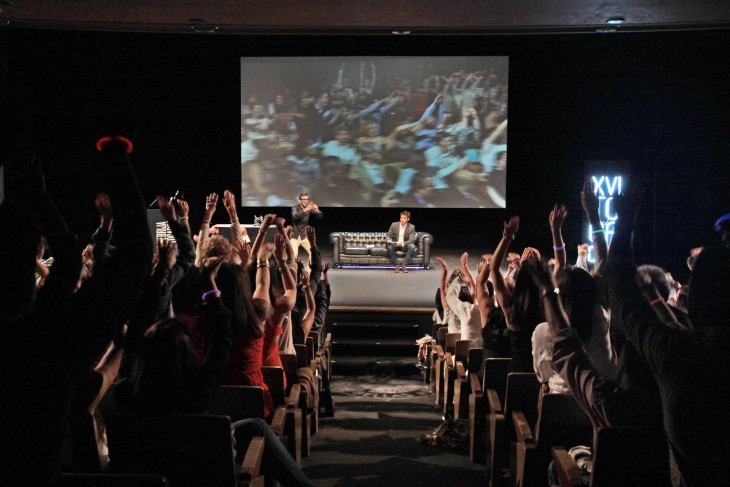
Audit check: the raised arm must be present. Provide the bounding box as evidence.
[195,192,218,267]
[223,189,249,250]
[476,258,495,326]
[299,269,316,338]
[522,259,569,337]
[175,198,191,236]
[435,256,451,313]
[549,204,568,274]
[250,213,275,266]
[581,180,607,275]
[272,234,297,314]
[157,196,195,279]
[490,216,519,317]
[460,251,476,297]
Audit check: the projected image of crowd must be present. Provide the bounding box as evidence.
[241,57,508,208]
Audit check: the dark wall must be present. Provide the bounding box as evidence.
[3,28,730,282]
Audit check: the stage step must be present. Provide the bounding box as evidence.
[327,310,433,376]
[330,356,421,377]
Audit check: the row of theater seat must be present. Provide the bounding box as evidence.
[422,324,671,487]
[59,331,332,486]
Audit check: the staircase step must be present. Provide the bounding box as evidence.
[333,338,418,357]
[331,322,420,340]
[331,355,421,376]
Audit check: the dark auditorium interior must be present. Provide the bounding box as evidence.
[2,2,730,486]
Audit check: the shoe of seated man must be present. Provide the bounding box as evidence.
[394,265,400,273]
[402,265,409,273]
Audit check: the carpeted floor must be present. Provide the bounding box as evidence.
[302,375,488,487]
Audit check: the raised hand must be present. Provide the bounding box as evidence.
[94,193,113,220]
[503,215,520,239]
[157,239,178,270]
[300,268,311,289]
[262,214,276,228]
[460,251,469,268]
[223,189,236,210]
[435,256,448,270]
[580,180,599,219]
[232,238,251,265]
[322,262,330,275]
[200,255,224,288]
[175,198,189,219]
[156,195,176,222]
[521,246,541,263]
[274,217,287,234]
[204,193,219,220]
[273,233,287,262]
[549,203,568,230]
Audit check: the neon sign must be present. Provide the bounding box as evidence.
[586,175,623,263]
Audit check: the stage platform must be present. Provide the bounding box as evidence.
[327,266,440,309]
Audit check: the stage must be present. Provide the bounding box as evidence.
[328,266,440,309]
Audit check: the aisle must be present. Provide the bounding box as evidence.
[302,375,488,487]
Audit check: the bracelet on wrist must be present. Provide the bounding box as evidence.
[592,228,605,235]
[201,289,221,301]
[541,287,560,299]
[179,216,189,221]
[256,258,269,269]
[649,296,664,306]
[503,232,515,241]
[553,244,564,251]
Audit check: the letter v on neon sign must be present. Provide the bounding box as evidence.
[591,175,622,196]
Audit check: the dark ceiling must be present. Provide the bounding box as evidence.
[2,1,730,34]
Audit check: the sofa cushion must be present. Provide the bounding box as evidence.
[344,246,370,256]
[369,247,389,257]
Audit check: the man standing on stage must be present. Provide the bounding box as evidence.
[387,210,417,273]
[291,192,323,269]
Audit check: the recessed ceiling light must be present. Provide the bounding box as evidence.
[606,17,626,25]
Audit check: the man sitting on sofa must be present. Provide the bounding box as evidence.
[386,210,417,273]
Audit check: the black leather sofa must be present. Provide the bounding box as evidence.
[329,231,433,268]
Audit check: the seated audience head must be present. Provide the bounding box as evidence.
[511,262,544,330]
[216,262,262,338]
[555,266,596,342]
[201,235,232,261]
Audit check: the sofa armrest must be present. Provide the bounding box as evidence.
[418,232,433,267]
[329,233,342,264]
